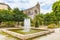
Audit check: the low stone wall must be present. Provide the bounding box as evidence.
[1,29,54,40]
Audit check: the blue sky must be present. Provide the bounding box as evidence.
[0,0,57,13]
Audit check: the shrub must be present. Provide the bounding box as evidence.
[0,21,15,28]
[35,21,39,27]
[48,24,57,28]
[0,24,7,28]
[5,21,15,27]
[20,22,24,26]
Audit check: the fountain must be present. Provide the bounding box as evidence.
[23,18,31,32]
[2,18,52,40]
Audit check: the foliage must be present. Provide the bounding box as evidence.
[13,8,28,22]
[0,21,15,28]
[34,14,41,27]
[44,12,58,25]
[0,8,28,27]
[13,8,28,26]
[52,1,60,21]
[31,13,45,27]
[52,1,60,13]
[38,13,44,25]
[33,1,60,26]
[48,24,57,28]
[4,21,15,27]
[0,10,14,25]
[0,0,60,27]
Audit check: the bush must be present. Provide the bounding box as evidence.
[0,21,15,28]
[35,21,39,27]
[48,24,57,28]
[0,24,7,28]
[20,22,24,26]
[5,21,15,27]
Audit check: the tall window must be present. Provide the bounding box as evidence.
[28,11,33,15]
[35,10,37,14]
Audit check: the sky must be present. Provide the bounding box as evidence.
[0,0,57,14]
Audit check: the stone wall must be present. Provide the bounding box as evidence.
[23,2,40,19]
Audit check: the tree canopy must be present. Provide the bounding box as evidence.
[13,8,28,22]
[0,8,28,25]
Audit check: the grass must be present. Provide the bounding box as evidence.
[9,29,43,35]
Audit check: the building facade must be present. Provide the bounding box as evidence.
[0,3,11,10]
[23,2,40,19]
[0,2,40,19]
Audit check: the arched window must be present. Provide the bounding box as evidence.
[28,11,30,14]
[35,10,37,14]
[28,11,33,15]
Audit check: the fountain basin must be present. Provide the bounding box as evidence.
[9,29,43,35]
[1,28,54,40]
[0,30,20,40]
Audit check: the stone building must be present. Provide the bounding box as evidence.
[0,2,40,19]
[23,2,40,19]
[0,3,11,10]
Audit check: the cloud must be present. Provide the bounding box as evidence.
[0,0,57,13]
[39,0,57,13]
[0,0,4,3]
[19,0,29,3]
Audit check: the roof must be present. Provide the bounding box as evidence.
[0,3,11,10]
[23,2,40,11]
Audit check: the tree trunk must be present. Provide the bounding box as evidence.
[35,21,39,28]
[17,21,20,27]
[0,21,2,25]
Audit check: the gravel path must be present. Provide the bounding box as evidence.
[34,28,60,40]
[0,34,15,40]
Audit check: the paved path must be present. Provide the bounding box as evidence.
[0,30,19,40]
[0,34,17,40]
[34,28,60,40]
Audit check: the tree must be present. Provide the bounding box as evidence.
[0,10,3,24]
[52,1,60,13]
[38,13,44,26]
[0,9,14,26]
[13,8,28,26]
[44,13,50,25]
[2,10,13,21]
[34,14,41,27]
[52,1,60,24]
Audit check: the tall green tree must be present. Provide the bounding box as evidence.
[52,1,60,13]
[0,10,3,24]
[44,11,59,25]
[34,14,44,27]
[2,10,13,21]
[34,14,40,27]
[38,13,44,25]
[0,10,14,25]
[52,0,60,22]
[13,8,28,26]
